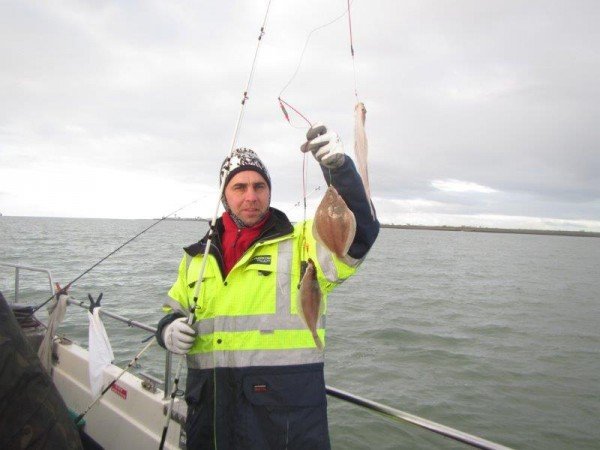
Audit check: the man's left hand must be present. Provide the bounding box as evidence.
[301,123,345,169]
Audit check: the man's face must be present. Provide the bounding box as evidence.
[224,170,270,226]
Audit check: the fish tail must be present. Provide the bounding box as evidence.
[313,333,324,351]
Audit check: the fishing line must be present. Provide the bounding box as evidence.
[160,2,274,448]
[74,337,156,425]
[301,151,309,262]
[276,1,358,265]
[29,198,201,317]
[278,97,313,129]
[278,0,355,102]
[277,0,355,128]
[59,293,159,424]
[347,0,360,101]
[293,184,321,207]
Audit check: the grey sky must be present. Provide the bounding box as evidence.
[1,0,599,230]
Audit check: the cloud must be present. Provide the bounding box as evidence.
[431,179,498,194]
[1,0,599,231]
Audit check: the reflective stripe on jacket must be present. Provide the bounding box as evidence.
[165,209,359,370]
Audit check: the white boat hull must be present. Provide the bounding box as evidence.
[52,339,184,450]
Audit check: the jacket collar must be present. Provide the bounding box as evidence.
[183,207,293,258]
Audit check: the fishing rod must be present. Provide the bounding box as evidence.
[44,294,157,424]
[74,338,155,425]
[159,1,274,448]
[29,199,199,317]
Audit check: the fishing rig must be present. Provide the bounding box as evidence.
[4,1,509,449]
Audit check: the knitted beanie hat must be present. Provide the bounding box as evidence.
[220,148,271,227]
[219,148,271,190]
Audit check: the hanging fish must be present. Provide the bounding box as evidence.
[297,259,324,350]
[354,102,375,218]
[313,186,356,258]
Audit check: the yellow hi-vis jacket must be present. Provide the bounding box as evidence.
[163,208,360,370]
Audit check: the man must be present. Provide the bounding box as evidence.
[156,124,379,449]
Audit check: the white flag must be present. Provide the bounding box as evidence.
[88,307,114,396]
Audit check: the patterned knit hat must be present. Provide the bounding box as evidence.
[220,148,271,227]
[219,148,271,190]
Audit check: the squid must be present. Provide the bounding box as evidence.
[354,102,375,219]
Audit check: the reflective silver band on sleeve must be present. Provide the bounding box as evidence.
[163,298,187,315]
[316,243,341,283]
[340,253,362,268]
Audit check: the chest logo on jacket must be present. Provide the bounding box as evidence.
[249,255,271,265]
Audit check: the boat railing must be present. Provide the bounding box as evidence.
[64,295,174,395]
[0,261,55,303]
[0,262,174,399]
[0,261,512,450]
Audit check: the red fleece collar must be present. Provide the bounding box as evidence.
[221,211,271,276]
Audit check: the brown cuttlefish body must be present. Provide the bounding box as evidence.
[313,186,356,259]
[297,259,324,350]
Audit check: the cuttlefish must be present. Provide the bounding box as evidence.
[354,102,376,219]
[313,186,356,259]
[297,259,324,350]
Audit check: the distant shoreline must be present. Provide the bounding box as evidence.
[380,224,600,238]
[159,217,600,238]
[157,217,208,222]
[2,215,599,237]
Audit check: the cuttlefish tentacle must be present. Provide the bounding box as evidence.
[297,259,324,350]
[354,102,375,219]
[313,186,356,258]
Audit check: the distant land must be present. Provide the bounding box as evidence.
[380,224,600,238]
[157,216,600,238]
[158,216,208,222]
[1,215,598,237]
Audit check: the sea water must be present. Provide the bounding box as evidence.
[1,216,598,449]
